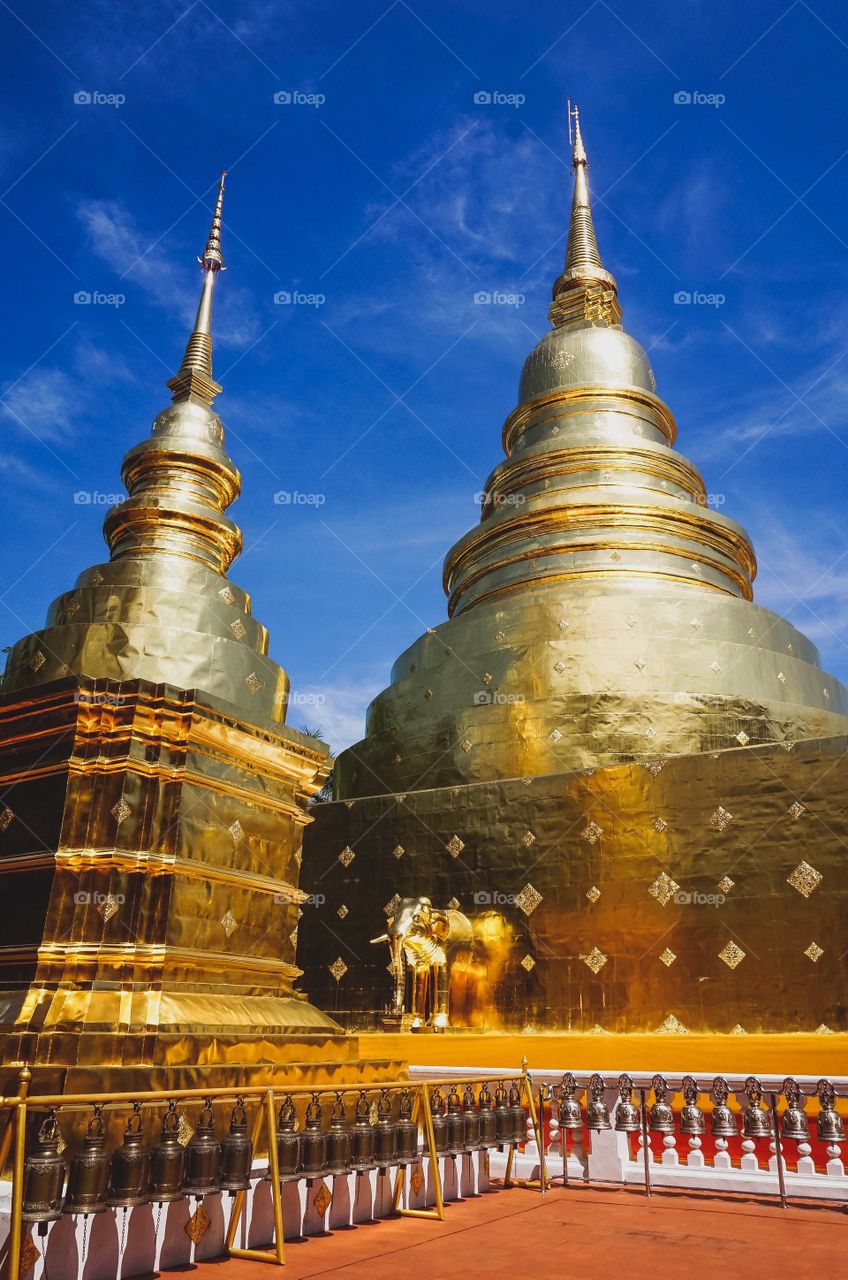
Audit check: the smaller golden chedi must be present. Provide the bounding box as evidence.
[0,175,359,1092]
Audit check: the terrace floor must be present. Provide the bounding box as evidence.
[164,1180,847,1280]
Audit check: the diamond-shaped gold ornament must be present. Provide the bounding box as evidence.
[446,834,465,857]
[718,941,746,969]
[111,798,131,824]
[392,844,405,859]
[244,672,262,694]
[410,1164,425,1196]
[730,1024,747,1035]
[649,872,680,907]
[220,910,237,938]
[228,819,244,845]
[788,801,805,820]
[230,619,247,640]
[582,820,603,844]
[337,904,349,920]
[329,957,348,982]
[30,651,46,673]
[659,948,676,967]
[185,1204,211,1243]
[736,730,750,746]
[97,893,120,923]
[177,1115,194,1146]
[0,806,13,832]
[586,885,601,904]
[460,739,472,753]
[554,660,565,674]
[717,875,735,894]
[19,1233,39,1277]
[710,806,733,832]
[338,846,355,867]
[515,883,542,916]
[787,860,822,897]
[653,816,668,833]
[804,941,824,963]
[549,728,562,743]
[219,585,236,605]
[520,954,536,972]
[521,830,536,848]
[313,1182,333,1216]
[644,759,667,777]
[581,947,608,974]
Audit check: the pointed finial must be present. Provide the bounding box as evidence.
[201,171,227,271]
[570,102,587,167]
[549,106,621,330]
[167,172,228,407]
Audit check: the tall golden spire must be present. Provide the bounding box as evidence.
[167,171,227,407]
[550,106,621,329]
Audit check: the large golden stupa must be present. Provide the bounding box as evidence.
[298,113,848,1036]
[0,176,377,1093]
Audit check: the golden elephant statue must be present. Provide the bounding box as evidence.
[371,896,519,1029]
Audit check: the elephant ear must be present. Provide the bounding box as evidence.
[431,911,449,940]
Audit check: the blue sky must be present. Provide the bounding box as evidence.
[1,0,847,751]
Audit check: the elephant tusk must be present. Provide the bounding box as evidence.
[370,933,389,945]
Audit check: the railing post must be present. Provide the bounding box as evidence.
[6,1066,31,1280]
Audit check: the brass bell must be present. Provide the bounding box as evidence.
[494,1082,512,1146]
[326,1093,353,1175]
[742,1077,772,1139]
[149,1101,186,1203]
[558,1072,583,1130]
[508,1082,526,1144]
[648,1074,675,1135]
[220,1098,253,1192]
[816,1079,845,1144]
[301,1094,328,1179]
[108,1104,149,1209]
[478,1082,497,1147]
[396,1089,418,1166]
[446,1086,465,1155]
[614,1074,641,1133]
[463,1084,481,1151]
[374,1089,397,1169]
[780,1077,809,1142]
[64,1107,110,1216]
[679,1076,706,1137]
[586,1073,611,1132]
[22,1111,65,1224]
[430,1088,449,1154]
[184,1100,221,1198]
[351,1092,375,1172]
[271,1096,300,1181]
[710,1077,737,1138]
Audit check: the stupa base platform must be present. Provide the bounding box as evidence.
[360,1030,848,1076]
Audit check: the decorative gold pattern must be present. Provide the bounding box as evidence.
[392,844,405,859]
[816,1024,834,1035]
[787,860,823,897]
[648,872,679,907]
[736,730,750,746]
[788,801,806,820]
[111,798,131,824]
[585,884,601,903]
[384,893,402,917]
[328,957,348,982]
[717,875,735,894]
[410,1164,425,1196]
[228,819,244,845]
[97,893,120,923]
[521,830,536,847]
[520,954,536,971]
[337,904,349,920]
[338,846,355,867]
[657,1014,688,1035]
[730,1024,747,1035]
[515,883,542,916]
[29,651,46,673]
[718,941,746,969]
[19,1233,39,1277]
[446,834,465,856]
[230,619,246,640]
[710,806,733,832]
[580,946,608,974]
[0,806,13,832]
[220,910,237,938]
[582,820,603,843]
[653,816,668,833]
[244,672,262,695]
[804,941,824,963]
[659,948,676,967]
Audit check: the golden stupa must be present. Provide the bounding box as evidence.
[0,175,386,1093]
[298,112,848,1038]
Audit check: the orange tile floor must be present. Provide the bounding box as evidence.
[153,1182,848,1280]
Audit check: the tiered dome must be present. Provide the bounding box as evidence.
[335,111,848,796]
